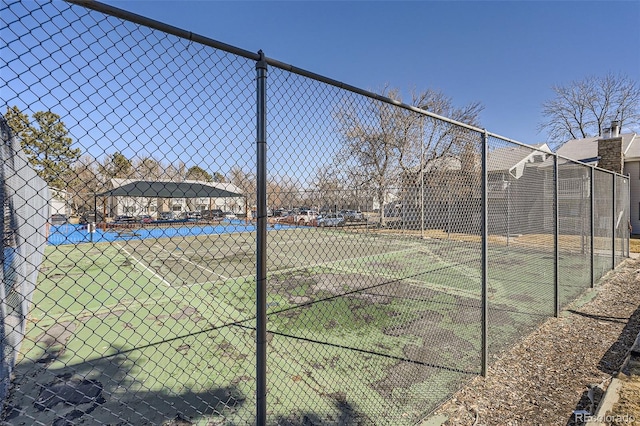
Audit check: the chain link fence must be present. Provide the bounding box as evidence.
[1,1,631,424]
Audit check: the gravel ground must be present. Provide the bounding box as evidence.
[430,256,640,426]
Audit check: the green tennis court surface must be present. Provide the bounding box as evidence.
[13,228,599,424]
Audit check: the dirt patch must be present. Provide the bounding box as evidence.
[95,308,125,320]
[290,296,312,304]
[33,321,77,363]
[35,375,104,411]
[312,274,392,303]
[34,374,105,425]
[171,306,199,321]
[374,308,477,398]
[369,260,404,272]
[271,270,396,304]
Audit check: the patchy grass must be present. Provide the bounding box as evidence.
[630,235,640,253]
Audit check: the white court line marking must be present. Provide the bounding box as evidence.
[116,243,172,287]
[234,246,420,282]
[158,247,228,280]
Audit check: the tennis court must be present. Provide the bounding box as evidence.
[10,226,602,425]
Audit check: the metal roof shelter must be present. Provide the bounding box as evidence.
[97,180,243,198]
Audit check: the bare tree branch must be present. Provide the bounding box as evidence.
[539,72,640,143]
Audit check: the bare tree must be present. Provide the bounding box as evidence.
[229,166,256,214]
[539,72,640,142]
[267,175,300,211]
[66,155,100,214]
[134,156,163,181]
[312,165,345,212]
[334,87,483,224]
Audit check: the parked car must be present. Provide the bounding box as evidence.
[50,214,68,225]
[202,209,223,220]
[276,212,294,223]
[341,210,364,222]
[139,215,153,223]
[316,213,345,228]
[223,212,237,219]
[158,212,175,220]
[185,211,202,220]
[114,215,136,223]
[295,210,318,226]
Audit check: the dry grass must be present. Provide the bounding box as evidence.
[630,236,640,253]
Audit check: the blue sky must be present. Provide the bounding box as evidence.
[100,0,640,146]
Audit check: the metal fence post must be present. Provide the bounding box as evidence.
[92,196,97,243]
[255,50,268,426]
[420,119,424,239]
[628,175,631,258]
[590,167,595,288]
[553,155,559,317]
[612,174,616,270]
[481,130,488,377]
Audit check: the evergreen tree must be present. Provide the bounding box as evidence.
[5,106,81,189]
[100,151,133,181]
[185,165,213,182]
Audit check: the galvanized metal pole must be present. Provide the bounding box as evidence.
[506,177,510,247]
[553,156,559,317]
[590,167,595,288]
[92,195,97,243]
[612,174,616,271]
[481,130,488,377]
[420,119,424,239]
[255,50,268,426]
[628,175,631,258]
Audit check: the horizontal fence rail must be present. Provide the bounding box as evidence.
[0,1,631,425]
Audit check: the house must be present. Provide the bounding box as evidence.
[555,121,639,232]
[399,143,553,235]
[399,129,631,239]
[486,143,553,236]
[49,187,70,216]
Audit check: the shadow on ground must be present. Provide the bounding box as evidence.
[565,302,640,426]
[2,344,249,425]
[2,342,376,426]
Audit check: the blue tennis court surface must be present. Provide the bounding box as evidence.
[47,220,292,245]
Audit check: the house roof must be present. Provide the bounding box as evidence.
[555,133,639,164]
[487,143,551,178]
[99,180,243,198]
[413,143,551,177]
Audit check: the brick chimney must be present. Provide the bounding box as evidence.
[597,120,623,173]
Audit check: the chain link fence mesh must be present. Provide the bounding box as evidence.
[0,1,631,424]
[557,159,593,308]
[485,136,555,359]
[593,170,615,284]
[3,1,258,424]
[615,175,629,264]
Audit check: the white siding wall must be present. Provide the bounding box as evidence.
[624,160,640,233]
